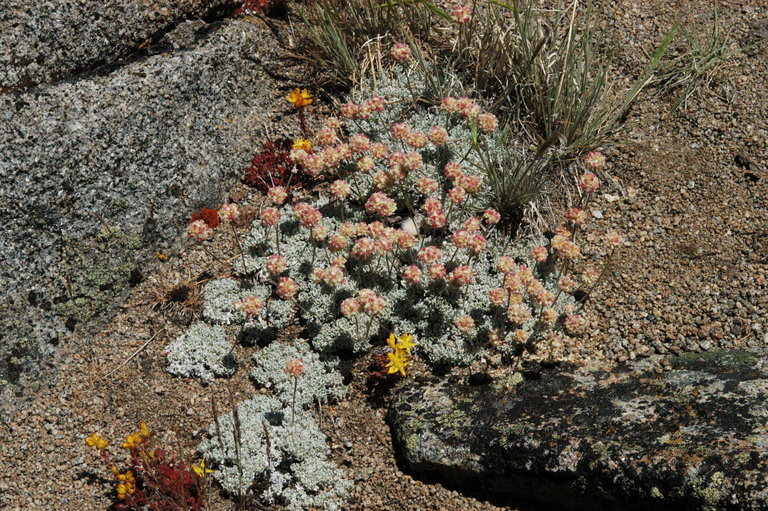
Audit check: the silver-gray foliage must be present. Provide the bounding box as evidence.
[165,322,234,383]
[250,341,346,408]
[198,394,351,510]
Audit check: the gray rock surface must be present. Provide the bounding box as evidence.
[0,16,283,390]
[390,350,768,511]
[0,0,240,89]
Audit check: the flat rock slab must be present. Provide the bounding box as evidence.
[0,0,240,89]
[390,350,768,511]
[0,17,282,391]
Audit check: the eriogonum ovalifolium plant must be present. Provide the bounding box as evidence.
[237,77,619,366]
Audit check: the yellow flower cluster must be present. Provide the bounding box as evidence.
[292,138,312,151]
[287,88,313,108]
[123,421,151,449]
[116,470,136,499]
[192,459,214,478]
[85,433,109,451]
[385,333,416,376]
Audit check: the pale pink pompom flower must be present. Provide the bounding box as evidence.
[219,203,239,222]
[455,315,475,333]
[578,172,600,193]
[237,296,264,316]
[187,219,214,242]
[268,186,288,205]
[451,5,472,24]
[284,358,305,377]
[266,254,287,276]
[389,42,412,62]
[276,277,299,299]
[583,151,606,171]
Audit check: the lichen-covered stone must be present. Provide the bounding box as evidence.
[0,17,279,393]
[0,0,240,89]
[389,350,768,511]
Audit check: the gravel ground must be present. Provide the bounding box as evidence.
[1,1,766,510]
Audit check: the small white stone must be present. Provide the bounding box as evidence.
[591,210,604,219]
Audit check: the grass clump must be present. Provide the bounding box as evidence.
[656,9,732,112]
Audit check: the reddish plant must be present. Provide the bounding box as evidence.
[243,140,295,192]
[233,0,277,16]
[190,208,220,228]
[85,425,208,511]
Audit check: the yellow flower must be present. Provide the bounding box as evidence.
[396,333,416,356]
[292,138,312,151]
[287,88,313,108]
[387,332,417,357]
[386,351,410,377]
[192,459,214,478]
[85,433,109,451]
[122,432,143,450]
[156,251,168,261]
[139,421,151,439]
[386,333,398,351]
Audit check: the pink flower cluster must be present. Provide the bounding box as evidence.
[237,296,264,316]
[340,95,386,120]
[389,43,412,62]
[294,202,322,227]
[340,289,387,317]
[451,4,472,24]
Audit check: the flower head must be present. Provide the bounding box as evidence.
[583,151,606,171]
[428,126,448,145]
[330,179,352,200]
[284,358,305,377]
[386,351,410,377]
[266,254,287,275]
[237,296,264,316]
[402,265,422,284]
[455,315,475,333]
[292,138,312,152]
[578,172,600,193]
[187,219,214,242]
[287,88,313,108]
[192,460,214,478]
[365,192,397,217]
[477,112,498,132]
[219,203,239,222]
[451,4,473,23]
[340,297,360,317]
[390,43,412,62]
[531,245,548,263]
[260,207,280,226]
[85,433,109,451]
[267,186,288,205]
[276,277,299,299]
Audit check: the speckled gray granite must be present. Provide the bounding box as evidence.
[0,0,240,89]
[0,17,281,390]
[390,350,768,511]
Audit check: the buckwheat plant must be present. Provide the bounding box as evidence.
[241,71,619,366]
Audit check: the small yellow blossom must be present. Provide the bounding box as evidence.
[396,333,416,356]
[139,421,151,439]
[292,138,312,151]
[192,459,214,478]
[386,351,410,377]
[122,432,143,450]
[85,433,109,451]
[287,88,313,108]
[156,251,168,260]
